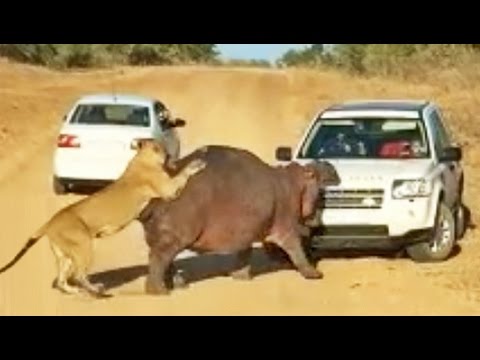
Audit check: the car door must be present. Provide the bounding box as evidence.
[428,107,461,208]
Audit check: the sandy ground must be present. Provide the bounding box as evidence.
[1,61,480,315]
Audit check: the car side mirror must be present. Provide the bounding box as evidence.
[172,118,186,128]
[276,147,293,161]
[161,118,186,130]
[439,146,462,162]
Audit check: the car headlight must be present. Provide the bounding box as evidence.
[392,179,432,199]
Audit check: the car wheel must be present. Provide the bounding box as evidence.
[406,202,456,263]
[53,177,68,195]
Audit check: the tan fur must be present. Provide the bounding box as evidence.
[0,139,206,298]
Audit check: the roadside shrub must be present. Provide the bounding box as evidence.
[0,44,218,69]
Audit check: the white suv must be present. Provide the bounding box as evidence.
[276,100,466,262]
[53,93,185,194]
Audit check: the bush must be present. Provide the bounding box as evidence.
[277,44,324,68]
[220,59,272,68]
[277,44,480,80]
[128,44,174,65]
[0,44,219,69]
[0,44,58,66]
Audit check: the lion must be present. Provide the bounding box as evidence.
[0,139,206,298]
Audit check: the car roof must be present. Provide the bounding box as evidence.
[76,93,156,107]
[319,100,431,120]
[327,100,430,112]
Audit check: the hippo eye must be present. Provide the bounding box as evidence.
[304,169,315,179]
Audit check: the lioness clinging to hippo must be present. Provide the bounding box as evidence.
[0,139,206,298]
[139,145,340,295]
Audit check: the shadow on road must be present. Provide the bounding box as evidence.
[88,243,461,292]
[89,248,296,291]
[89,203,475,292]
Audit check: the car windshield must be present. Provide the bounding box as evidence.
[299,117,430,160]
[70,104,150,127]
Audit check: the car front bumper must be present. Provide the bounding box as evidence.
[306,196,438,250]
[56,177,114,190]
[309,225,433,251]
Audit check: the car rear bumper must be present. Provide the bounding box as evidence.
[56,177,114,189]
[309,226,433,251]
[53,150,133,181]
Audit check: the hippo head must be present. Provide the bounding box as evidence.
[300,161,340,221]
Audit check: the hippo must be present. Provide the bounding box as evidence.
[138,145,340,294]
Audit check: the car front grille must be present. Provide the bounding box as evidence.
[322,189,385,209]
[312,225,389,238]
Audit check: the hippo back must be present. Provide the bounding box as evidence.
[139,146,278,249]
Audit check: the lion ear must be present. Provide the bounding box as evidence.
[135,138,155,150]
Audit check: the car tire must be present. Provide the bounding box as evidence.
[455,178,468,240]
[406,202,456,263]
[53,177,68,195]
[455,203,467,240]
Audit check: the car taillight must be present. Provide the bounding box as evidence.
[58,134,80,148]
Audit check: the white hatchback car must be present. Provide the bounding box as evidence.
[53,93,185,194]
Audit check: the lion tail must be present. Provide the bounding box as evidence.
[0,223,48,274]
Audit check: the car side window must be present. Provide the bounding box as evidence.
[430,109,452,157]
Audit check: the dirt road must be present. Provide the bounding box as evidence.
[1,62,480,315]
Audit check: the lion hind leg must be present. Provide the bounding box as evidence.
[68,238,112,299]
[51,243,80,295]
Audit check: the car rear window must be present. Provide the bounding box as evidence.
[70,104,150,127]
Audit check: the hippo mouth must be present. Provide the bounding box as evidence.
[323,177,341,187]
[302,203,324,228]
[304,215,321,229]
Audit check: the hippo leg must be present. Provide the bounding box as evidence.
[230,248,253,281]
[145,231,185,295]
[270,233,323,280]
